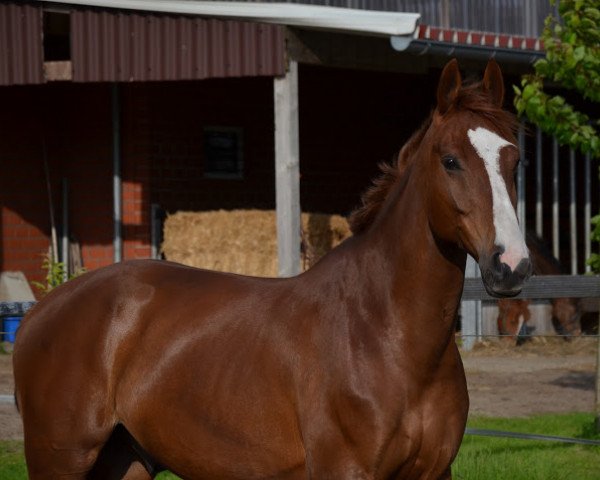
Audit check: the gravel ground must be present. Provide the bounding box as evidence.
[462,340,597,417]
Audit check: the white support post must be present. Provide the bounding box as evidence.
[569,148,577,274]
[461,255,482,351]
[517,122,526,233]
[274,60,301,277]
[535,126,543,238]
[61,178,69,281]
[552,137,560,260]
[585,153,591,272]
[112,83,122,263]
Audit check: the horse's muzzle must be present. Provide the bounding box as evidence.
[480,251,532,298]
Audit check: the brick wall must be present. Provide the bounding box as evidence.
[0,76,278,288]
[2,63,595,292]
[122,66,438,220]
[123,77,277,214]
[118,76,278,263]
[0,82,114,289]
[1,66,442,289]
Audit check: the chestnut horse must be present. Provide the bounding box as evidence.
[14,60,531,480]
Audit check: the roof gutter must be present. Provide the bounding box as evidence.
[391,36,545,65]
[41,1,420,37]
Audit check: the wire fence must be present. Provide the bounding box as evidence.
[465,428,600,446]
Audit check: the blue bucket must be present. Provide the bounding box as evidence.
[2,316,22,343]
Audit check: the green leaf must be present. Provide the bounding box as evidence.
[522,84,537,101]
[514,0,600,260]
[573,45,586,61]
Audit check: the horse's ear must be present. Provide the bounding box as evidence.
[397,142,411,172]
[482,59,504,107]
[437,59,462,115]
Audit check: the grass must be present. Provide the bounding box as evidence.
[0,441,26,479]
[156,472,180,479]
[1,413,599,479]
[453,413,600,480]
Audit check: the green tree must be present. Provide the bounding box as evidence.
[513,0,600,269]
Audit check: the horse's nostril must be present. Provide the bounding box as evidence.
[492,251,503,272]
[491,251,512,280]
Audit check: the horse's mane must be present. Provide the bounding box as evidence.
[348,81,519,235]
[348,115,430,234]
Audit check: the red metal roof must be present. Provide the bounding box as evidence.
[0,2,285,85]
[70,10,286,82]
[0,3,44,86]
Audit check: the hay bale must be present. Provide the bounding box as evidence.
[301,212,352,269]
[161,210,352,277]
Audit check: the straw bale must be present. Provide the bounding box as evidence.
[161,210,352,277]
[301,212,352,269]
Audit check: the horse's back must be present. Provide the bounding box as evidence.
[16,259,278,352]
[14,258,291,410]
[13,260,307,478]
[14,260,237,370]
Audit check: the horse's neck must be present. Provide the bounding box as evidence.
[358,171,466,351]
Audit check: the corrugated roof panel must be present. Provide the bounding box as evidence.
[0,2,43,86]
[71,10,285,82]
[253,0,553,37]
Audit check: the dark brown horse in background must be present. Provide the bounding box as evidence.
[14,60,531,480]
[497,233,581,343]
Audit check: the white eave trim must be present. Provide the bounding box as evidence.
[40,1,420,37]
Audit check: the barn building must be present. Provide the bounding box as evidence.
[0,0,597,330]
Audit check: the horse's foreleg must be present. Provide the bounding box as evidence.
[19,390,116,479]
[22,420,153,480]
[438,466,452,480]
[22,439,107,479]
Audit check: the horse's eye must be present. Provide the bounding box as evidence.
[442,155,461,171]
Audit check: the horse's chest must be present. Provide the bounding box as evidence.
[377,376,468,478]
[380,412,462,478]
[300,375,467,479]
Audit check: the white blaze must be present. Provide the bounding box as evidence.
[467,127,529,271]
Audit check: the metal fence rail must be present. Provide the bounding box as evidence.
[462,275,600,301]
[460,272,599,350]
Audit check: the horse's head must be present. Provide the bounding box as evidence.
[421,59,532,297]
[552,298,582,338]
[497,298,531,339]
